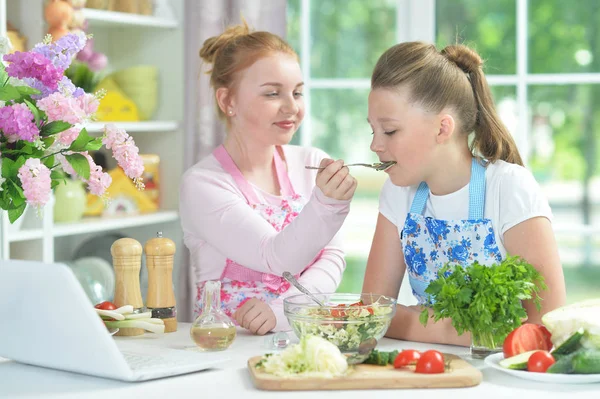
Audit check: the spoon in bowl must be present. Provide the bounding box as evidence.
[282,272,325,307]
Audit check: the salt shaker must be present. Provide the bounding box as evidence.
[145,232,177,332]
[111,237,145,336]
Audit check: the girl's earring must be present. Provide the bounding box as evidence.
[228,110,233,115]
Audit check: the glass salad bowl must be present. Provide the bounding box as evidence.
[283,293,397,353]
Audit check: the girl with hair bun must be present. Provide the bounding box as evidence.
[180,22,357,335]
[362,41,566,345]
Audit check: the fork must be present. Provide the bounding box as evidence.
[305,161,396,171]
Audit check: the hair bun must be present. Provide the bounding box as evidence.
[199,21,251,64]
[441,44,483,73]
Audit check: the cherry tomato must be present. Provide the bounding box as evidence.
[503,324,553,358]
[527,350,555,373]
[331,304,347,318]
[94,301,117,310]
[331,301,375,317]
[415,350,445,374]
[393,349,421,368]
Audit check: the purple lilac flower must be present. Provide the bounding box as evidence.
[3,51,63,90]
[26,76,84,100]
[0,103,40,143]
[32,31,87,71]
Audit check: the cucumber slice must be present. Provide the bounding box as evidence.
[499,350,539,370]
[551,328,585,356]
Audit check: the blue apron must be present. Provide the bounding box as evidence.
[401,158,503,305]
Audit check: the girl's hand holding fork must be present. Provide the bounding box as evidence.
[316,159,357,201]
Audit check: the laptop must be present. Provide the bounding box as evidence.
[0,260,230,381]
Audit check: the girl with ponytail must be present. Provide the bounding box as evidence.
[362,41,566,345]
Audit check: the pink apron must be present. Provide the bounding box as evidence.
[194,145,323,321]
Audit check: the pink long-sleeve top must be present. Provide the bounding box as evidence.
[179,145,351,331]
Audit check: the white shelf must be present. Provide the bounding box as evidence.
[8,210,179,242]
[7,227,45,242]
[82,8,178,29]
[86,121,179,134]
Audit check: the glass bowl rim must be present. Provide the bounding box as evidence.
[283,292,397,309]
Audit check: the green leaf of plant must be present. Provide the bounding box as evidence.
[41,121,72,136]
[68,128,91,152]
[42,155,55,169]
[50,170,66,181]
[20,143,34,155]
[85,137,103,151]
[8,203,26,223]
[23,99,42,124]
[14,156,26,174]
[422,255,547,347]
[0,84,21,101]
[419,309,430,327]
[7,180,25,207]
[15,85,41,96]
[1,157,15,178]
[65,153,90,180]
[0,62,8,87]
[42,137,56,148]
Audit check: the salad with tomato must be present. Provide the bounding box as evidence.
[499,299,600,375]
[288,300,394,353]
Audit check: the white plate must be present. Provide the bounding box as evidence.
[485,352,600,384]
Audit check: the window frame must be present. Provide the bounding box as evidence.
[295,0,600,237]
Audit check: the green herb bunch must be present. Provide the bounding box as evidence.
[419,255,547,348]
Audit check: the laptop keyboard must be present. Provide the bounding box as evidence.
[122,351,191,371]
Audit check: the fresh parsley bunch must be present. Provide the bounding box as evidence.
[419,255,547,348]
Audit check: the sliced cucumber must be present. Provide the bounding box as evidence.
[499,350,539,370]
[551,328,585,357]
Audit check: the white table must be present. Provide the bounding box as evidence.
[0,323,597,399]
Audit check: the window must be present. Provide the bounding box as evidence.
[287,0,600,303]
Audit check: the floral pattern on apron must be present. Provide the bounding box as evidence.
[194,145,322,321]
[401,158,503,305]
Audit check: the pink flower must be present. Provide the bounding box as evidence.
[57,126,80,146]
[57,152,112,196]
[102,124,129,149]
[3,51,63,90]
[36,92,84,124]
[87,165,112,196]
[0,103,40,142]
[77,93,100,115]
[102,124,145,184]
[17,159,52,207]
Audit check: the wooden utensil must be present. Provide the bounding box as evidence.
[111,237,144,336]
[247,353,482,390]
[145,232,177,333]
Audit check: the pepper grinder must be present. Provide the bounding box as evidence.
[145,232,177,332]
[111,237,145,336]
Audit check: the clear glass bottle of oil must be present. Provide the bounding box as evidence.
[190,280,236,351]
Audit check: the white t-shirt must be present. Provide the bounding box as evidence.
[379,160,553,259]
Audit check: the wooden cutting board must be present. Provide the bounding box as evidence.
[248,353,482,391]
